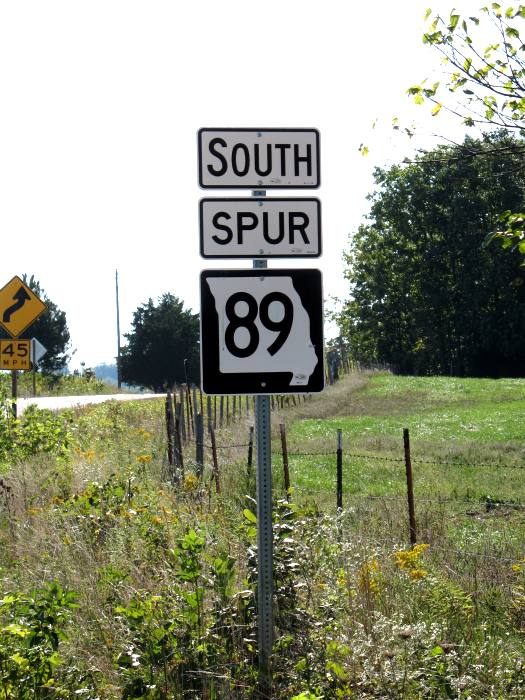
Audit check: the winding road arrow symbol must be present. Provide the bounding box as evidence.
[2,286,31,323]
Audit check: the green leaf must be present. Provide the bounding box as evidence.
[431,102,443,116]
[2,623,30,637]
[10,652,29,667]
[243,508,257,523]
[424,7,432,20]
[327,659,347,680]
[449,13,460,30]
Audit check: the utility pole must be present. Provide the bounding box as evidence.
[115,269,122,389]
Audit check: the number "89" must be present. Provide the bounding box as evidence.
[225,292,294,358]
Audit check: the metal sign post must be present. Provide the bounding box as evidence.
[252,188,274,693]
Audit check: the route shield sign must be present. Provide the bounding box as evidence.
[0,340,30,370]
[0,276,47,338]
[199,198,322,259]
[200,268,324,395]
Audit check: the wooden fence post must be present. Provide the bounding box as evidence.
[279,423,290,496]
[195,413,204,479]
[210,425,221,494]
[206,396,212,433]
[192,387,198,433]
[165,391,175,469]
[179,387,186,443]
[174,407,183,484]
[403,428,417,546]
[336,429,343,511]
[185,385,191,437]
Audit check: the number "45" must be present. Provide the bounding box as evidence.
[225,292,294,358]
[1,341,28,357]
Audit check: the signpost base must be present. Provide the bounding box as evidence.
[255,393,273,698]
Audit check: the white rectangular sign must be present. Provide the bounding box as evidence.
[198,128,320,189]
[199,198,321,259]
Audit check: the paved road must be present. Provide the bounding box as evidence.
[17,393,165,415]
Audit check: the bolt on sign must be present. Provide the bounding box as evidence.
[0,340,31,370]
[0,276,47,338]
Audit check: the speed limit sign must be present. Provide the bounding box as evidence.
[200,268,324,395]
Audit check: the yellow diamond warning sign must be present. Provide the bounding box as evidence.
[0,276,47,338]
[0,340,31,370]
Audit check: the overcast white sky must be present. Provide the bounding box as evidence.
[0,1,482,370]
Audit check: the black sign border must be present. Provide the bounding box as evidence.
[199,197,322,259]
[200,268,324,395]
[197,128,321,189]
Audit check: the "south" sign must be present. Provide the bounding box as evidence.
[198,129,320,189]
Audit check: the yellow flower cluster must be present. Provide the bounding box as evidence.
[75,447,97,460]
[511,557,525,573]
[358,558,381,596]
[136,454,152,463]
[136,428,152,440]
[394,543,429,579]
[184,474,199,492]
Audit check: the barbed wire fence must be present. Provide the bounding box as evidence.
[163,361,525,570]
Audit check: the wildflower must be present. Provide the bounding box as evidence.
[394,543,429,576]
[184,474,199,491]
[409,568,428,580]
[358,559,381,596]
[136,454,152,463]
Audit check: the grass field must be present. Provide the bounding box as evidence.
[1,371,525,698]
[274,373,525,502]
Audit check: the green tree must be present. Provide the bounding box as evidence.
[0,275,72,373]
[339,132,525,376]
[120,294,200,392]
[408,3,525,259]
